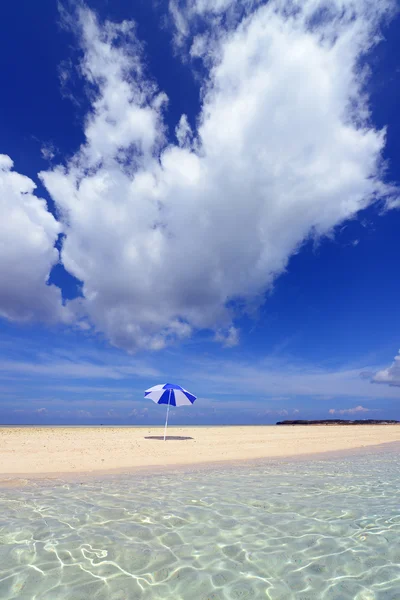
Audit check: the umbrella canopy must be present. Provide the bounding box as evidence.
[144,383,197,440]
[145,383,197,406]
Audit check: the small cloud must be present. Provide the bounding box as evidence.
[371,351,400,387]
[215,326,239,348]
[41,142,58,162]
[328,405,375,415]
[77,410,92,418]
[57,58,82,107]
[76,320,91,331]
[257,408,289,417]
[106,409,121,418]
[36,407,48,415]
[129,407,148,418]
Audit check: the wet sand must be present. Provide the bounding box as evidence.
[1,425,399,479]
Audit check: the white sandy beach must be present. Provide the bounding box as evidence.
[1,425,399,478]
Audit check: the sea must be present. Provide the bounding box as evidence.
[0,444,399,599]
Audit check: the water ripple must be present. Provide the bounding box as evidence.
[0,448,399,598]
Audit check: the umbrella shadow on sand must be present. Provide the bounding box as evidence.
[144,436,193,441]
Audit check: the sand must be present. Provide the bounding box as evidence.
[0,425,400,479]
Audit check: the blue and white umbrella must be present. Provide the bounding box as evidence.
[145,383,197,440]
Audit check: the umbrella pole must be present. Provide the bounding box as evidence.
[164,389,172,441]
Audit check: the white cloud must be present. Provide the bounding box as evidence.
[328,405,374,414]
[41,143,58,162]
[129,407,149,418]
[175,114,193,147]
[169,0,258,50]
[372,351,400,387]
[214,326,239,347]
[2,1,399,351]
[77,410,92,418]
[0,155,68,323]
[257,408,289,417]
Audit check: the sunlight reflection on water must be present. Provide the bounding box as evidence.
[0,446,399,599]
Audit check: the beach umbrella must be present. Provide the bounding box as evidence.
[144,383,197,440]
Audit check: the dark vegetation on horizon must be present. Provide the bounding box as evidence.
[276,419,399,425]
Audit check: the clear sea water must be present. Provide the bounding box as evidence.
[0,445,399,599]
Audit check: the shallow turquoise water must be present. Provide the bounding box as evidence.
[1,446,399,599]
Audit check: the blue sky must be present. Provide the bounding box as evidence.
[1,0,400,425]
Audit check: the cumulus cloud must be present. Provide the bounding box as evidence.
[328,405,374,414]
[3,1,399,350]
[0,155,68,323]
[372,351,400,387]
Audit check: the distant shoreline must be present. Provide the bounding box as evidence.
[276,419,399,425]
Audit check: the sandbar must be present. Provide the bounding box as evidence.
[1,425,400,479]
